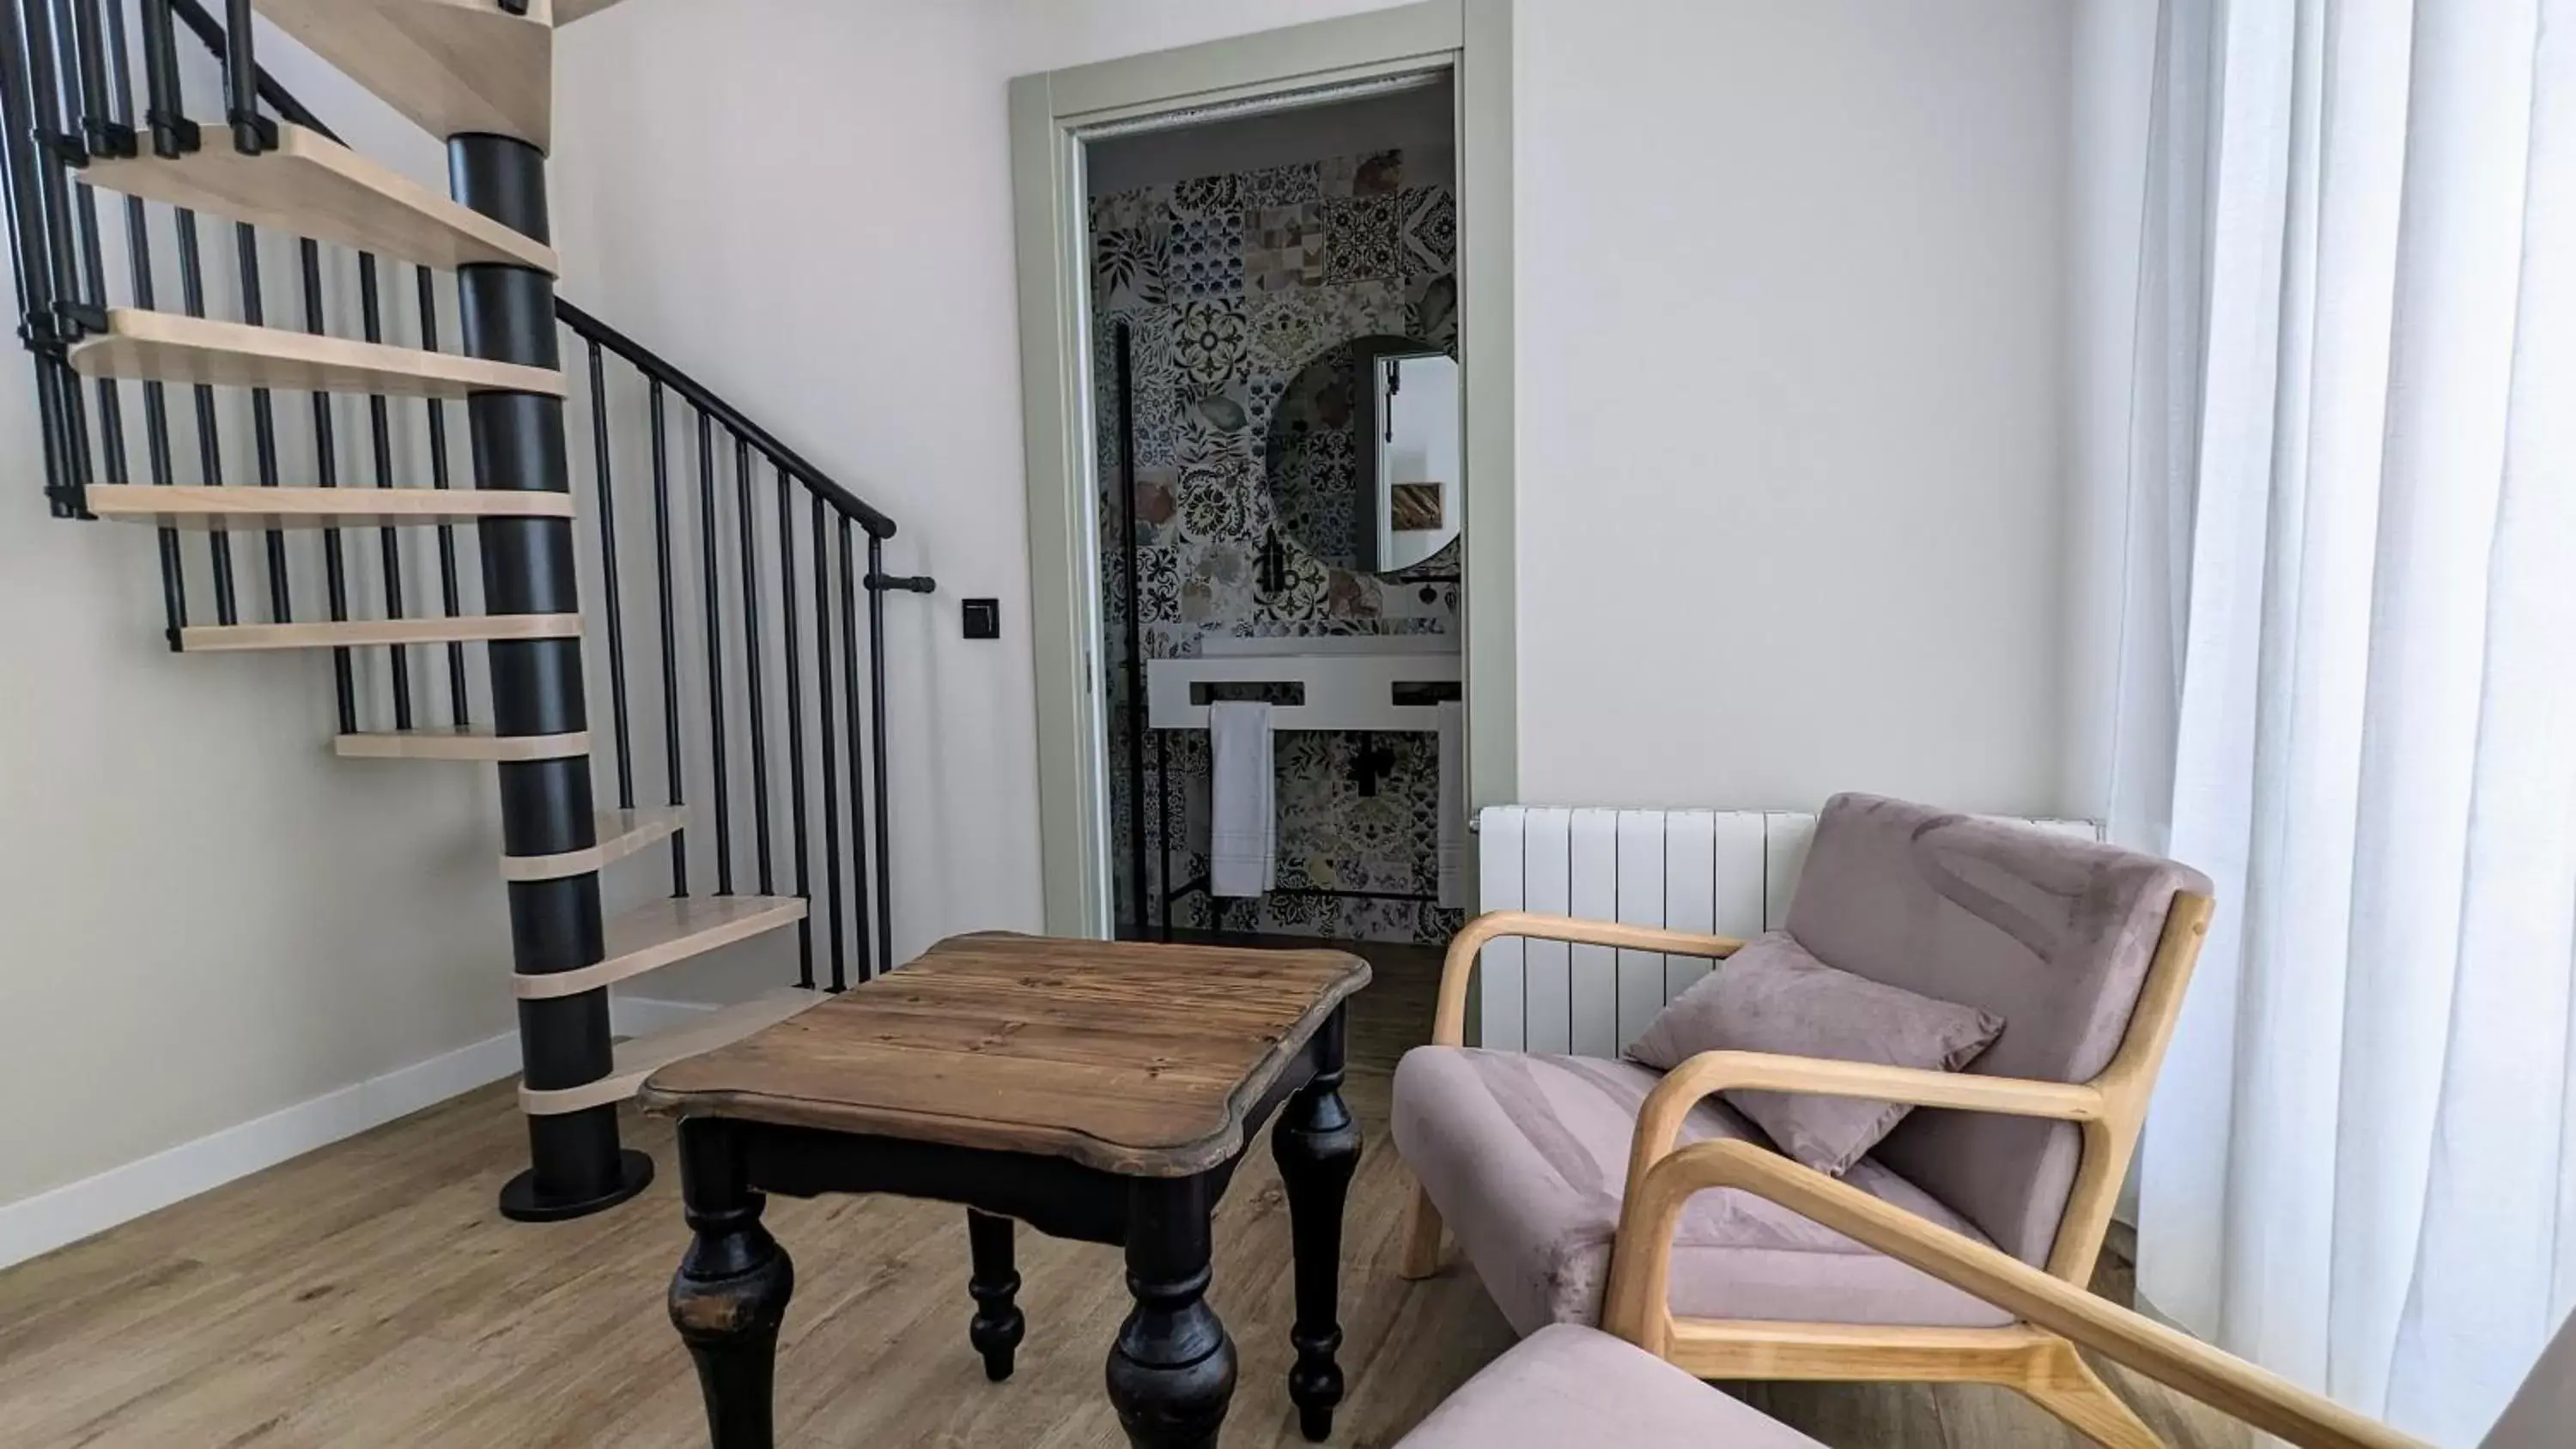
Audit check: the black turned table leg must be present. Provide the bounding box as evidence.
[966,1208,1026,1381]
[1272,1008,1360,1441]
[669,1120,794,1449]
[1106,1173,1236,1449]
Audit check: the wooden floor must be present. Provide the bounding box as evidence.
[0,942,2244,1447]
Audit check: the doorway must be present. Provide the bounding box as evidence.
[1094,80,1463,954]
[1009,0,1516,943]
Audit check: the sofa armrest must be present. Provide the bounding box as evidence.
[1601,1138,2426,1449]
[1432,911,1749,1047]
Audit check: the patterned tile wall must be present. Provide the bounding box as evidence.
[1093,146,1463,945]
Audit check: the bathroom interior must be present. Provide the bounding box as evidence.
[1088,77,1467,966]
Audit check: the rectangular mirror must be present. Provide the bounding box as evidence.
[1359,347,1461,573]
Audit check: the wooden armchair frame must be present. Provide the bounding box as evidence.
[1603,1138,2427,1449]
[1400,898,2215,1449]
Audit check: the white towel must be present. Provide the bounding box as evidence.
[1436,699,1467,909]
[1208,700,1276,897]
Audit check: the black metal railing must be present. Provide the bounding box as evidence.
[0,0,930,991]
[567,312,933,990]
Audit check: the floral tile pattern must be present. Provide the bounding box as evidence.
[1094,223,1169,315]
[1322,194,1402,284]
[1091,146,1464,945]
[1173,299,1252,387]
[1400,185,1458,280]
[1240,161,1322,208]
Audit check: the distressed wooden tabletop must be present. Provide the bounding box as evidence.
[639,931,1372,1175]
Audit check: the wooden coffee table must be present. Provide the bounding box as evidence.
[639,932,1373,1449]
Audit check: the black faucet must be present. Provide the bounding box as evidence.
[1258,527,1289,597]
[1352,732,1398,797]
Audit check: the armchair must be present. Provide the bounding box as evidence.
[1398,1142,2570,1449]
[1391,793,2215,1447]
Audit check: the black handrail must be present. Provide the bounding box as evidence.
[555,300,895,538]
[161,0,897,540]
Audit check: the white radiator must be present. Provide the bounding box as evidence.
[1473,806,2101,1056]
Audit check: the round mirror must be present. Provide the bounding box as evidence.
[1262,335,1461,577]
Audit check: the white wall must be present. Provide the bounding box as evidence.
[0,25,519,1227]
[1514,0,2078,818]
[552,1,1041,991]
[554,0,2117,1003]
[549,0,1426,1000]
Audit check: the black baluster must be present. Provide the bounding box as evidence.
[67,0,130,158]
[59,3,126,530]
[301,238,355,732]
[648,379,687,894]
[358,252,410,729]
[417,266,467,724]
[237,222,289,623]
[866,532,896,974]
[734,435,772,897]
[218,0,271,154]
[0,6,68,519]
[40,0,106,411]
[171,208,234,625]
[775,468,812,986]
[586,340,633,808]
[64,226,126,537]
[22,0,92,316]
[136,0,194,157]
[63,0,138,556]
[113,185,182,635]
[837,518,872,980]
[698,411,732,895]
[811,496,846,992]
[12,0,95,520]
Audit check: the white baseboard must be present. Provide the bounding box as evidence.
[0,1027,524,1271]
[0,995,756,1271]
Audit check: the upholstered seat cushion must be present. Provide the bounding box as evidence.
[1395,1324,1826,1448]
[1393,1046,2016,1335]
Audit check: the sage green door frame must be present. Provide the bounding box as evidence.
[1011,0,1516,938]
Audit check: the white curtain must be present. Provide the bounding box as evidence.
[2119,1,2576,1444]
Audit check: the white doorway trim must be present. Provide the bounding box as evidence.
[1009,0,1516,937]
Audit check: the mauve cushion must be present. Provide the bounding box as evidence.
[1393,1324,1827,1448]
[1625,931,2004,1176]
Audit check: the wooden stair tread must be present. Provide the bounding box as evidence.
[87,484,572,530]
[253,0,551,150]
[180,614,580,652]
[516,896,809,1000]
[82,122,554,275]
[69,309,564,399]
[520,988,829,1116]
[336,726,590,762]
[501,807,687,882]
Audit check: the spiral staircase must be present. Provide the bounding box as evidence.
[6,0,927,1220]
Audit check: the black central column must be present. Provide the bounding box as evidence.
[453,131,652,1221]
